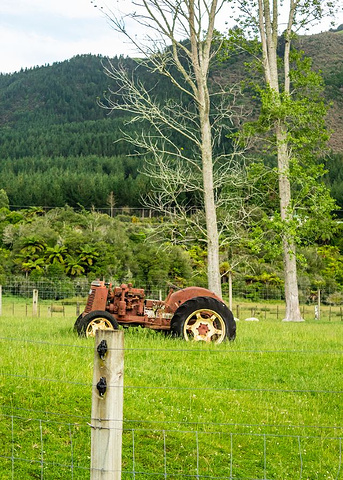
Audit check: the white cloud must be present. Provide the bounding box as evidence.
[0,0,342,74]
[0,23,137,73]
[0,0,140,73]
[1,0,100,19]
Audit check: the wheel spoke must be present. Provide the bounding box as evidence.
[86,318,114,337]
[187,320,222,342]
[184,308,226,343]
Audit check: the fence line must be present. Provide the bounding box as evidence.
[1,277,343,304]
[2,403,343,433]
[2,334,343,358]
[1,412,342,480]
[0,298,343,322]
[2,371,343,395]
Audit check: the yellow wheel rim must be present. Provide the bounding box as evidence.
[86,318,115,338]
[183,308,226,344]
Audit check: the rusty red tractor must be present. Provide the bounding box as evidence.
[75,281,236,344]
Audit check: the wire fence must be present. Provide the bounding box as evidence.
[1,275,343,325]
[1,411,342,480]
[1,296,343,323]
[1,321,343,480]
[1,407,343,479]
[1,269,343,480]
[1,277,343,304]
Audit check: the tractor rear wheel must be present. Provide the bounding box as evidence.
[170,296,236,344]
[77,310,119,338]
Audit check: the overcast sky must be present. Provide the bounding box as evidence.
[1,0,342,75]
[0,0,137,74]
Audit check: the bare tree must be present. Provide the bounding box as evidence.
[107,191,116,218]
[98,0,250,296]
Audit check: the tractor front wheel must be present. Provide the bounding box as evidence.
[77,310,119,338]
[170,296,236,344]
[73,314,83,332]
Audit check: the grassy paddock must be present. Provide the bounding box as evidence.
[0,309,342,479]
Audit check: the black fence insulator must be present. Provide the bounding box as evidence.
[96,377,107,397]
[97,339,108,360]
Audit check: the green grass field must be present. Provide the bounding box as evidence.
[0,303,342,479]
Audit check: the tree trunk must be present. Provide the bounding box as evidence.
[276,124,303,322]
[200,96,221,296]
[189,0,221,297]
[282,236,303,321]
[103,0,224,298]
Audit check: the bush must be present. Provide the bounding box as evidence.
[326,291,343,305]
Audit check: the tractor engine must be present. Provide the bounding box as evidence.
[108,284,145,317]
[84,280,147,320]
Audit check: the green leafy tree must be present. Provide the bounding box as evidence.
[317,246,343,288]
[64,255,85,277]
[235,0,338,321]
[45,245,68,264]
[0,189,9,209]
[77,245,100,267]
[19,237,47,257]
[21,258,46,276]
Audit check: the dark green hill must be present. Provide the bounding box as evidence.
[0,54,138,157]
[0,30,342,209]
[0,55,150,208]
[1,57,97,129]
[0,54,118,127]
[295,31,343,153]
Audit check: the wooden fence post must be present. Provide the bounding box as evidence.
[90,329,124,480]
[317,289,321,320]
[228,272,233,312]
[236,305,240,320]
[32,289,38,316]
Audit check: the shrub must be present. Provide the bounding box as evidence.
[326,291,343,305]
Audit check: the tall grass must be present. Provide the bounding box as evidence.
[0,309,342,479]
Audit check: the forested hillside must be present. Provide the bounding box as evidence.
[0,30,343,299]
[0,30,342,210]
[0,55,150,208]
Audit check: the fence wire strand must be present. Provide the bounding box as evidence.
[1,335,343,356]
[2,371,342,396]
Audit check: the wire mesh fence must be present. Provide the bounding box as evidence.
[1,295,342,322]
[1,411,342,480]
[1,277,343,305]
